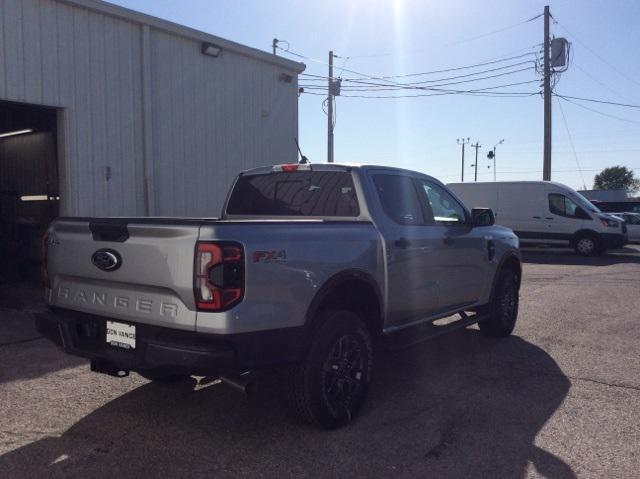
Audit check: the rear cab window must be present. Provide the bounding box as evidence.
[226,170,360,217]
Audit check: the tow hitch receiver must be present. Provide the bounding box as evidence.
[90,359,130,378]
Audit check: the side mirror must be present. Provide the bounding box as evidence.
[472,207,495,227]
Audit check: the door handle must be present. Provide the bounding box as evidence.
[532,216,541,219]
[545,217,554,220]
[394,237,412,249]
[443,236,455,246]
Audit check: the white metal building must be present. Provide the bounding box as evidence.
[0,0,304,279]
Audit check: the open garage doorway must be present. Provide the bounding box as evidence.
[0,101,59,284]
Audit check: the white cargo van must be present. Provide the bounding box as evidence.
[448,181,628,255]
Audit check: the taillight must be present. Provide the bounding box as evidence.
[41,232,50,288]
[194,242,244,311]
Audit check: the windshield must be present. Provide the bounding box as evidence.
[572,191,601,213]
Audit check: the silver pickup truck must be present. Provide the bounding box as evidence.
[37,163,521,429]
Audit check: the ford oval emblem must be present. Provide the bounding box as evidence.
[91,249,122,272]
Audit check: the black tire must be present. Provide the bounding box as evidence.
[284,310,373,429]
[573,233,601,256]
[478,268,519,338]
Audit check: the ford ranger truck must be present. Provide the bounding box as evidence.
[37,163,522,429]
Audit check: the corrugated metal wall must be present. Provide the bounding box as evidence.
[0,0,301,217]
[149,30,298,216]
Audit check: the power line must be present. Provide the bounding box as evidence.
[553,94,640,109]
[301,66,536,93]
[556,95,640,124]
[283,46,536,93]
[437,166,640,179]
[301,80,540,99]
[443,13,543,46]
[324,67,536,92]
[300,60,535,88]
[341,64,536,89]
[554,20,640,89]
[344,52,537,80]
[299,56,537,86]
[573,63,636,103]
[556,97,587,189]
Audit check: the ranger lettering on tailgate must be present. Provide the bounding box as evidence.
[56,285,179,317]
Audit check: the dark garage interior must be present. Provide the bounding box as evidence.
[0,101,59,283]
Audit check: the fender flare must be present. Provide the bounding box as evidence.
[488,252,522,302]
[304,269,384,331]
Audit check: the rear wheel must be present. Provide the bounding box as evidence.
[478,268,519,337]
[573,233,601,256]
[284,310,373,429]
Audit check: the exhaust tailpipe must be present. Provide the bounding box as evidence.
[220,374,256,395]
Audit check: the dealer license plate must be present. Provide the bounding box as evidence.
[106,321,136,349]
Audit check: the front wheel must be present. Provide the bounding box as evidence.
[284,310,373,429]
[478,268,519,337]
[573,233,601,256]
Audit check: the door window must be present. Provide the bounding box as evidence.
[420,181,466,225]
[548,193,583,218]
[373,174,425,225]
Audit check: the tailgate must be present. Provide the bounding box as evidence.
[46,218,203,330]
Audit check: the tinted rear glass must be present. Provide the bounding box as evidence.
[226,171,360,217]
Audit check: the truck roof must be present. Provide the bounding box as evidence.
[240,163,443,183]
[448,180,573,189]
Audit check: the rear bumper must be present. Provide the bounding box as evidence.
[35,308,306,377]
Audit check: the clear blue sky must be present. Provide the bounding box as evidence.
[109,0,640,190]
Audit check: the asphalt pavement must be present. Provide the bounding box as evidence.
[1,245,639,478]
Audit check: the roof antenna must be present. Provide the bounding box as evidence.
[295,138,310,164]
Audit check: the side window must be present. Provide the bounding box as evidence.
[548,194,581,218]
[373,174,425,225]
[420,181,466,226]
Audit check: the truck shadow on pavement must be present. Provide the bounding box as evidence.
[0,281,85,384]
[522,247,640,266]
[0,329,575,479]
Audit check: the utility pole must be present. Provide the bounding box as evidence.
[272,38,278,55]
[327,51,334,163]
[457,138,470,182]
[543,5,552,181]
[471,141,481,182]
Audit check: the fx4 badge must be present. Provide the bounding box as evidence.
[252,250,287,263]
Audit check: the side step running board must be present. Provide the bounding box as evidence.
[383,311,488,351]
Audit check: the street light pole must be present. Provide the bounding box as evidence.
[487,139,504,182]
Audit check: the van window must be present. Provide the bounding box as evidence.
[420,180,466,225]
[373,174,425,225]
[549,193,584,218]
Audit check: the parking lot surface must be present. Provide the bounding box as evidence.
[1,245,640,478]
